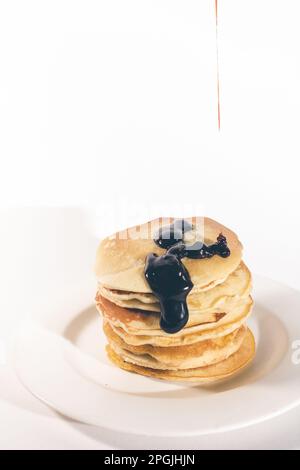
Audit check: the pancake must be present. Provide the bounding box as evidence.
[96,292,253,336]
[98,261,252,312]
[107,307,251,346]
[95,217,243,293]
[104,321,247,370]
[106,328,255,383]
[95,216,255,384]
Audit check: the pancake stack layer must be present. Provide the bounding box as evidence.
[95,217,255,383]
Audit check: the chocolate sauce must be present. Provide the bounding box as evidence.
[185,234,230,259]
[145,252,193,334]
[154,220,230,260]
[154,219,193,249]
[145,220,231,334]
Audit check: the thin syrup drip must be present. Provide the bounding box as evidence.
[215,0,221,130]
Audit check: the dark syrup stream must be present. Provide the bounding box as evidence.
[215,0,221,130]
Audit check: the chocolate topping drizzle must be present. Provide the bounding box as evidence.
[145,252,193,334]
[154,219,193,249]
[145,219,231,334]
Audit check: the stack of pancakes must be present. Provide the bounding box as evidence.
[95,217,255,383]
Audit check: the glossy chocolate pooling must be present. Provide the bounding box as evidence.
[145,219,231,334]
[144,252,193,334]
[185,233,231,259]
[154,219,193,249]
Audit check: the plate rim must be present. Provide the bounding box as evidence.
[13,275,300,436]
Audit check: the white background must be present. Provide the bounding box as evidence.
[1,0,300,449]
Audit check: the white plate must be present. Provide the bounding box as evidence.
[13,276,300,437]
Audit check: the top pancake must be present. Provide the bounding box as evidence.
[95,217,243,293]
[99,261,251,313]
